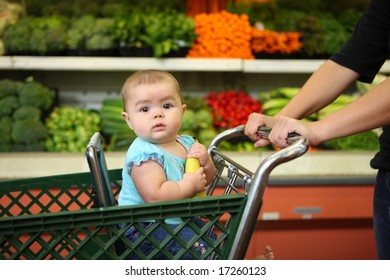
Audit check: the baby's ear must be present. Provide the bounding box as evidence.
[121,112,133,129]
[182,104,187,113]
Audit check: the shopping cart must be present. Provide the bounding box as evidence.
[0,125,307,260]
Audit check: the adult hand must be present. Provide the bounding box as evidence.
[244,113,275,148]
[269,116,313,148]
[245,113,314,149]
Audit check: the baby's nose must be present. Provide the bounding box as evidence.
[154,111,164,118]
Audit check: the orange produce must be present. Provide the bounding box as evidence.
[251,29,303,55]
[187,10,254,59]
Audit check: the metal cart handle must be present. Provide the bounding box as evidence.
[86,132,116,208]
[208,125,308,259]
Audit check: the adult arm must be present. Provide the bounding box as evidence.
[245,60,359,147]
[277,60,359,119]
[270,75,390,148]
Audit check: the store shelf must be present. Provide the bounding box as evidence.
[0,56,243,72]
[243,59,324,73]
[1,56,390,73]
[247,58,390,73]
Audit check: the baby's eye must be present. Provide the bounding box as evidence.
[163,103,173,109]
[140,107,149,112]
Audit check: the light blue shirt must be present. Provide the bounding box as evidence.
[118,135,195,224]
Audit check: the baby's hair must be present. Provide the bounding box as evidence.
[121,70,182,111]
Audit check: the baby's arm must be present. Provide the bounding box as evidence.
[187,142,216,184]
[131,160,207,203]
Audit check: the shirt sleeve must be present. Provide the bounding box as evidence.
[177,134,196,152]
[125,138,164,172]
[330,0,390,83]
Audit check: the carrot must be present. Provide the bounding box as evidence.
[187,10,254,59]
[251,29,303,55]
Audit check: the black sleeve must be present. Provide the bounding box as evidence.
[330,0,390,83]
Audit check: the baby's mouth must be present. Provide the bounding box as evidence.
[153,123,166,130]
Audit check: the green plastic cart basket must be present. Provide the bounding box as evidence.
[0,125,307,260]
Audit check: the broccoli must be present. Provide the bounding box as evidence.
[86,34,115,50]
[0,116,12,144]
[11,119,48,145]
[0,79,19,99]
[84,18,115,50]
[42,16,68,53]
[11,141,46,152]
[17,81,55,110]
[67,16,96,49]
[12,106,41,121]
[29,28,47,54]
[2,17,32,53]
[92,18,114,35]
[0,96,19,117]
[0,78,55,152]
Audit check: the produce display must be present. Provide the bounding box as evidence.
[186,10,254,59]
[205,90,263,152]
[317,94,359,120]
[67,16,115,55]
[0,78,55,151]
[180,96,216,147]
[251,29,302,56]
[226,1,363,57]
[113,9,196,58]
[0,1,380,154]
[206,90,262,129]
[100,98,137,151]
[0,0,366,58]
[45,106,100,152]
[0,0,23,55]
[0,75,381,153]
[261,87,299,117]
[324,131,379,151]
[137,9,196,58]
[1,7,196,58]
[3,16,68,55]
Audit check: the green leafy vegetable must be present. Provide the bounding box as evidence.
[325,131,380,151]
[45,106,101,152]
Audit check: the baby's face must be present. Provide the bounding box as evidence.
[122,82,186,144]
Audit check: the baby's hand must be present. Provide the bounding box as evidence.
[188,142,208,166]
[183,167,207,193]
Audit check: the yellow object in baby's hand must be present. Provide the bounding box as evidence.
[185,157,200,173]
[185,157,207,197]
